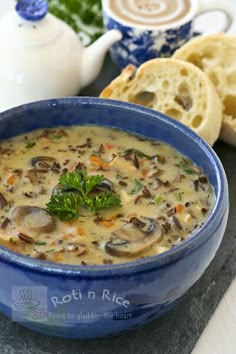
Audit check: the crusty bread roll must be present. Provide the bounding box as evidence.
[100,58,222,146]
[173,33,236,146]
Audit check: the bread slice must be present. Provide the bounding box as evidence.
[100,58,222,146]
[173,33,236,146]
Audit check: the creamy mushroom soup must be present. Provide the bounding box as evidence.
[0,126,214,265]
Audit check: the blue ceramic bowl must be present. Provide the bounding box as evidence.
[0,98,229,339]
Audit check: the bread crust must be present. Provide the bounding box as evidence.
[100,58,222,146]
[174,33,236,146]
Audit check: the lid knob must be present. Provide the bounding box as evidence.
[15,0,48,21]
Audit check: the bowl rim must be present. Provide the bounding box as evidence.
[0,97,228,277]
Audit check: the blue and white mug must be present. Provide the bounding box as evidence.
[102,0,234,68]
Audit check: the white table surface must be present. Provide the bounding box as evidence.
[1,1,236,353]
[193,278,236,354]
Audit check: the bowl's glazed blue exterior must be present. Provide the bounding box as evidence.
[0,98,229,339]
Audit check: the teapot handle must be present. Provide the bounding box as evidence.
[195,0,234,33]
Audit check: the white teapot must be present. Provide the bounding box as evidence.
[0,0,122,112]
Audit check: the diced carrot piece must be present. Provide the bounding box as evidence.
[176,204,184,214]
[105,143,114,150]
[141,169,148,177]
[101,162,110,169]
[53,253,64,262]
[77,227,85,235]
[6,174,16,185]
[50,241,57,246]
[89,155,101,164]
[89,155,110,169]
[99,220,114,228]
[62,234,69,240]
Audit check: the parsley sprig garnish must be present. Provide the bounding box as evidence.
[59,170,104,198]
[47,192,82,221]
[46,170,121,221]
[85,192,122,212]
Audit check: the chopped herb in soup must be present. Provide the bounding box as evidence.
[0,126,215,265]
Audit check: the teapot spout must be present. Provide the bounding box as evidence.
[80,29,122,89]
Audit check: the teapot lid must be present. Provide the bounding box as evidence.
[0,0,63,48]
[15,0,48,22]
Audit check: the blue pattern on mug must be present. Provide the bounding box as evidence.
[103,12,193,68]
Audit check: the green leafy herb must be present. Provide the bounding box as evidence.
[154,195,165,205]
[52,134,63,140]
[35,241,47,246]
[179,161,200,175]
[129,179,143,195]
[47,170,121,220]
[124,148,154,160]
[47,192,81,221]
[84,192,122,211]
[176,192,184,202]
[48,0,104,43]
[59,170,104,197]
[25,140,36,148]
[180,163,194,174]
[17,0,104,44]
[116,174,124,180]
